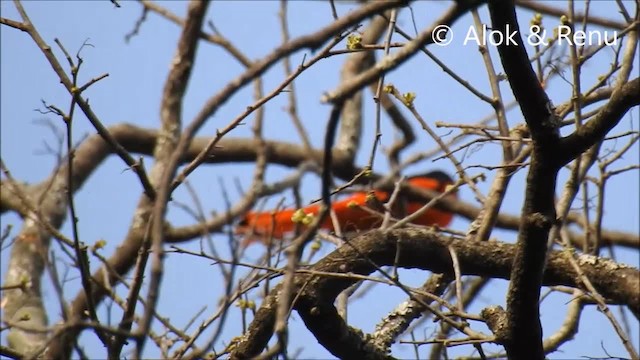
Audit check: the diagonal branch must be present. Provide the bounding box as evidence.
[559,78,639,164]
[515,0,628,30]
[8,1,155,200]
[322,0,481,104]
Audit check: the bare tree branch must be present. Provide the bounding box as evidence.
[232,228,639,358]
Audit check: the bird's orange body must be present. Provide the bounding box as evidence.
[236,171,456,246]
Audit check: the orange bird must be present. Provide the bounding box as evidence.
[236,171,456,247]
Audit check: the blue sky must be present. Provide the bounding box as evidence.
[1,1,638,359]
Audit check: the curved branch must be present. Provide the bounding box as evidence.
[4,123,636,250]
[232,228,639,358]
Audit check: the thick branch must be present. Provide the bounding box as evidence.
[0,120,122,356]
[4,123,637,250]
[488,2,558,149]
[488,1,560,357]
[232,228,639,358]
[488,2,638,356]
[0,180,29,217]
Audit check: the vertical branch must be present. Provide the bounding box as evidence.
[2,2,113,355]
[279,0,314,156]
[487,1,559,357]
[322,103,346,209]
[366,9,398,172]
[488,1,638,358]
[467,9,519,243]
[265,102,343,358]
[55,39,111,348]
[1,162,53,355]
[136,1,209,357]
[334,13,394,319]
